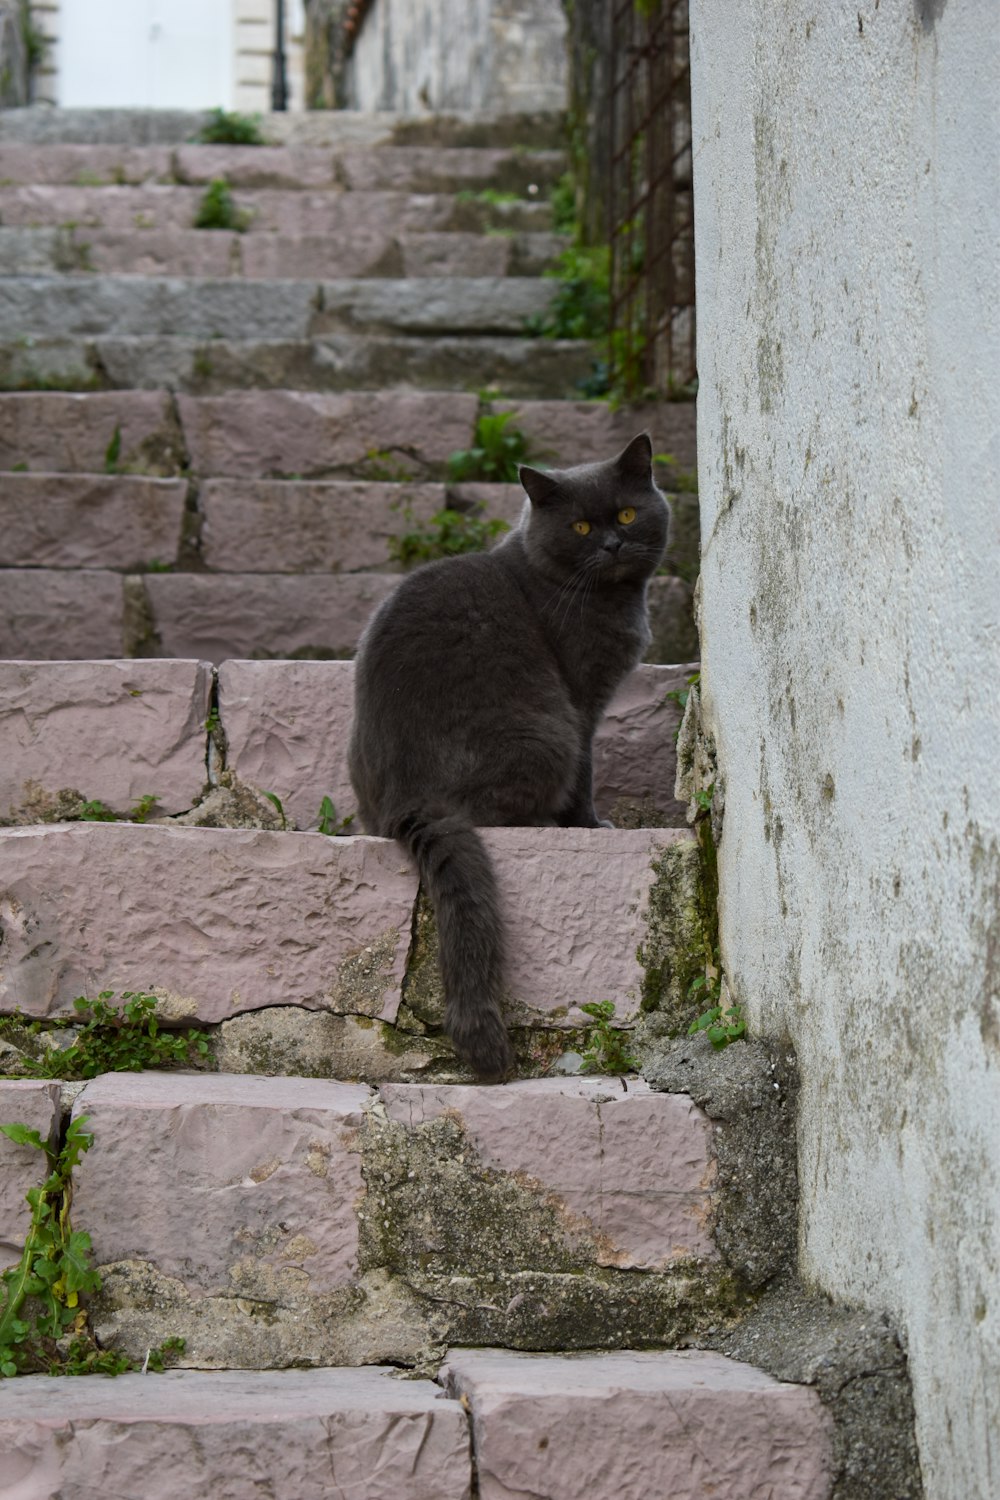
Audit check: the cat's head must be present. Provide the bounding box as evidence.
[518,433,669,587]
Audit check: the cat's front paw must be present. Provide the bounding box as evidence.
[596,818,615,829]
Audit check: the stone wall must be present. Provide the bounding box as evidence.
[689,4,999,1498]
[341,0,567,115]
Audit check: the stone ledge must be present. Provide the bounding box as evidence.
[0,1367,472,1500]
[0,1079,61,1259]
[442,1347,834,1500]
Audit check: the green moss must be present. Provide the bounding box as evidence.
[637,836,717,1031]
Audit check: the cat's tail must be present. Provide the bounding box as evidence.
[389,811,513,1081]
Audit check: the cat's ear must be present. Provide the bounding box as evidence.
[519,465,560,506]
[615,432,653,477]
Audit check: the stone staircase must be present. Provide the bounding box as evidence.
[0,108,856,1499]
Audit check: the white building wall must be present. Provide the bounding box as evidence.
[26,0,305,113]
[689,4,999,1497]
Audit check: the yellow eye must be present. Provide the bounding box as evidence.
[617,507,637,525]
[573,520,591,536]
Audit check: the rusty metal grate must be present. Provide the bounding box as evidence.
[608,0,695,399]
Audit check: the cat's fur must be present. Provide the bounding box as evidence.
[348,432,669,1079]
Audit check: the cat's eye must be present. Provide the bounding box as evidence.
[617,507,637,525]
[572,520,591,536]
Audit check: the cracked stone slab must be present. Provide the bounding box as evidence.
[0,1080,61,1260]
[379,1077,717,1268]
[143,572,399,660]
[71,1073,371,1298]
[0,473,187,569]
[217,660,692,834]
[0,569,124,659]
[0,659,212,821]
[0,823,419,1023]
[441,1347,834,1500]
[0,389,184,474]
[176,389,478,477]
[0,1367,471,1500]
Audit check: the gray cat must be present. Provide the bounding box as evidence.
[348,432,669,1079]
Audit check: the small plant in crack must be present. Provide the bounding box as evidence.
[579,1000,638,1075]
[0,1115,187,1377]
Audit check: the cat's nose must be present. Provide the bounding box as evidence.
[601,535,623,558]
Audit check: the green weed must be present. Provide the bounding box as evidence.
[317,796,354,837]
[195,108,265,146]
[526,243,610,341]
[103,424,121,473]
[6,992,210,1081]
[388,506,510,567]
[688,996,746,1051]
[579,1000,638,1075]
[193,178,249,232]
[261,791,287,828]
[0,1115,186,1377]
[447,410,533,484]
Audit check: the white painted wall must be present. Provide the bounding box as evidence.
[32,0,306,113]
[690,4,999,1496]
[345,0,567,114]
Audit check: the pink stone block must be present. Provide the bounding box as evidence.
[218,659,357,832]
[216,660,687,834]
[0,569,124,659]
[0,1367,472,1500]
[144,572,398,660]
[173,145,339,189]
[0,390,181,474]
[0,184,201,230]
[381,1079,717,1267]
[0,144,173,185]
[500,398,698,470]
[71,1073,370,1295]
[0,1081,61,1261]
[240,231,400,279]
[177,390,478,477]
[0,474,187,569]
[482,827,692,1025]
[0,824,419,1023]
[83,229,242,277]
[594,662,697,823]
[442,1348,834,1500]
[199,479,447,573]
[0,659,212,819]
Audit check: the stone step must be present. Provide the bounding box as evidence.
[0,658,691,830]
[36,1072,723,1362]
[0,470,699,584]
[442,1348,833,1500]
[0,1354,833,1500]
[1,332,592,399]
[0,390,696,477]
[0,143,566,195]
[0,1366,472,1499]
[0,107,570,151]
[0,225,564,278]
[0,183,553,234]
[0,568,695,664]
[0,824,701,1040]
[0,276,555,340]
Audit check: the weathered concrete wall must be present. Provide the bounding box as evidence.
[689,5,999,1498]
[343,0,567,114]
